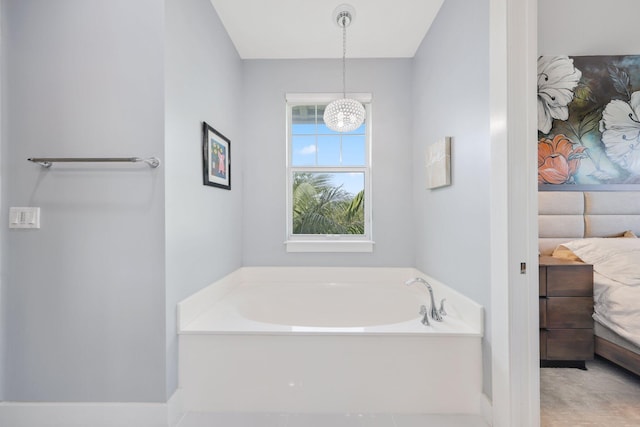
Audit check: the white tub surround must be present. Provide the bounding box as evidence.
[178,267,484,414]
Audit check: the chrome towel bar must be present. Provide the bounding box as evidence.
[28,157,160,168]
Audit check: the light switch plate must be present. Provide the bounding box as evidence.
[9,207,40,229]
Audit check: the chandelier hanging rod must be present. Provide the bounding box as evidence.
[323,4,365,133]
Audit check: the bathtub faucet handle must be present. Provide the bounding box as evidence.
[439,298,447,317]
[419,305,430,326]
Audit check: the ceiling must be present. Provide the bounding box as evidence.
[209,0,445,59]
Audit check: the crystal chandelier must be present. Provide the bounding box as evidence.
[323,5,365,133]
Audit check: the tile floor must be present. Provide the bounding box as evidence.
[176,412,489,427]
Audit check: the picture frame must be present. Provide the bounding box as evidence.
[426,137,452,189]
[202,122,231,190]
[537,55,640,191]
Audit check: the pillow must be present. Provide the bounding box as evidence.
[552,245,583,262]
[604,230,638,238]
[552,231,638,261]
[561,238,640,285]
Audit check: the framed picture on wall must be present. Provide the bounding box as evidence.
[426,137,452,189]
[202,122,231,190]
[538,55,640,191]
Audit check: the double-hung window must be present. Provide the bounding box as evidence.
[285,93,373,253]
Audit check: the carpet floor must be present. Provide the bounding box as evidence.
[540,356,640,426]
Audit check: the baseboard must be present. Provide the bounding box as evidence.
[0,389,184,427]
[480,393,493,426]
[167,388,185,427]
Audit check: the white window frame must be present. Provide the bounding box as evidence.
[285,93,374,253]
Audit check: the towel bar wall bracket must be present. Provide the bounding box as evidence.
[27,157,161,168]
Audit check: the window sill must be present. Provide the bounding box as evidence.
[285,240,375,253]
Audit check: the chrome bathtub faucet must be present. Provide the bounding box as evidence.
[405,277,444,324]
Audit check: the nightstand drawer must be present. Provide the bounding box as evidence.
[546,265,593,296]
[547,297,593,328]
[545,329,594,360]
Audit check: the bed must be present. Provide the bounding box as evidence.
[539,191,640,376]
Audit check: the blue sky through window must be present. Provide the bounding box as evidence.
[291,105,366,196]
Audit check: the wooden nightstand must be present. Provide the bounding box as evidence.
[539,256,594,368]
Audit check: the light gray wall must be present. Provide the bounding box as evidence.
[2,0,166,402]
[411,0,491,396]
[165,0,243,398]
[539,0,640,55]
[242,59,414,267]
[0,0,4,402]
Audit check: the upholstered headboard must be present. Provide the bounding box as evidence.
[538,191,640,255]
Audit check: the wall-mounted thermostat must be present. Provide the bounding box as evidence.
[9,207,40,229]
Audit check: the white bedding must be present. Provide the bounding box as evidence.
[592,272,640,348]
[559,238,640,347]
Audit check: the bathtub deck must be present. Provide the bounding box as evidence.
[178,267,484,338]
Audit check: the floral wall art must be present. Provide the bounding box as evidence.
[538,55,640,190]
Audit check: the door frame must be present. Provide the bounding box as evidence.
[489,0,539,425]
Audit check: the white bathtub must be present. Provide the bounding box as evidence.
[178,267,484,414]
